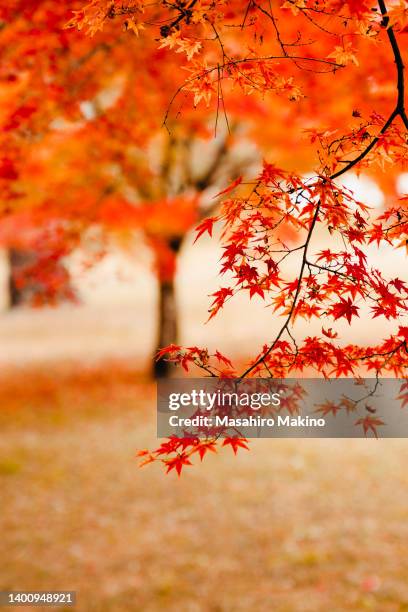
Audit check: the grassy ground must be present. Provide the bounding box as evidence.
[1,364,408,611]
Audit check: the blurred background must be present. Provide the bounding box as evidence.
[1,172,408,611]
[1,3,408,610]
[0,170,407,368]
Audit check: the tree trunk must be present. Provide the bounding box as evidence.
[154,277,178,378]
[153,237,182,378]
[7,248,34,308]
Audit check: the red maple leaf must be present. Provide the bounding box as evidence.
[328,297,359,324]
[355,416,385,438]
[194,217,217,243]
[322,327,338,339]
[213,176,242,198]
[315,401,342,416]
[397,381,408,409]
[398,326,408,341]
[249,285,265,299]
[214,350,233,367]
[194,441,218,461]
[156,344,181,360]
[165,452,193,476]
[222,437,249,455]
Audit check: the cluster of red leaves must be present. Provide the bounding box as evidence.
[174,170,408,380]
[137,435,249,476]
[143,163,408,470]
[138,379,314,473]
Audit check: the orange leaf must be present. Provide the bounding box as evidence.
[194,217,216,243]
[213,176,242,198]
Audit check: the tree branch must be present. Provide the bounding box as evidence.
[239,199,321,379]
[239,0,407,379]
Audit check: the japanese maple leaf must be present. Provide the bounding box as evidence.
[156,344,181,360]
[397,381,408,409]
[398,326,408,341]
[339,396,357,413]
[165,452,193,476]
[222,437,249,455]
[155,437,182,455]
[214,350,233,367]
[322,327,338,339]
[355,416,385,439]
[328,297,359,324]
[249,284,265,299]
[327,43,359,66]
[315,401,342,416]
[194,217,216,243]
[136,451,156,468]
[213,176,242,198]
[207,287,234,321]
[194,441,218,461]
[391,278,407,293]
[259,161,287,184]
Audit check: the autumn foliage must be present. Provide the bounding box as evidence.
[1,0,408,471]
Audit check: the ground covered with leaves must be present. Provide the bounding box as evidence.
[1,364,408,611]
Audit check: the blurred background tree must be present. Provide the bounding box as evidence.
[0,0,406,378]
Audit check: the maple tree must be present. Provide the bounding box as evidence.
[1,0,408,472]
[0,0,261,369]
